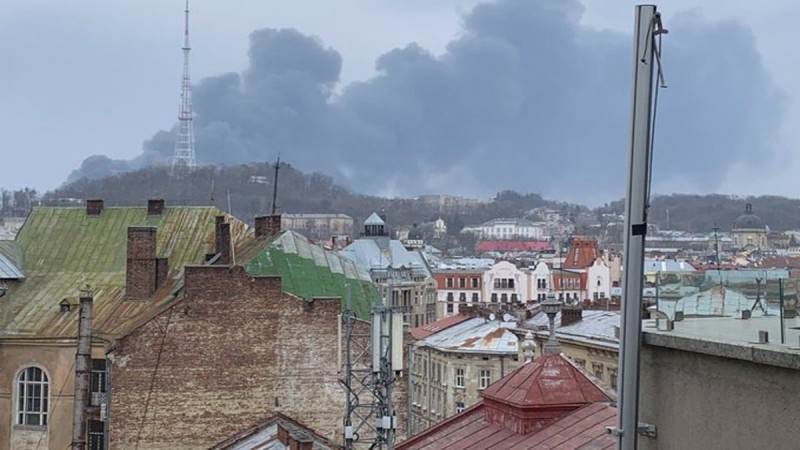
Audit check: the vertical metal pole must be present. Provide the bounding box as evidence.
[617,5,657,450]
[779,279,785,344]
[406,343,414,438]
[72,291,93,450]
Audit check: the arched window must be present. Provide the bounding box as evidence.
[17,367,49,426]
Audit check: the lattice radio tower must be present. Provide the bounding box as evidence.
[170,0,197,177]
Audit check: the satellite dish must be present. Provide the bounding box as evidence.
[503,313,512,322]
[488,313,496,321]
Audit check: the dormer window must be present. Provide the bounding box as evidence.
[59,299,71,313]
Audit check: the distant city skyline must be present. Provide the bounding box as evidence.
[1,0,798,205]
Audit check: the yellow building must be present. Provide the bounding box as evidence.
[409,316,521,434]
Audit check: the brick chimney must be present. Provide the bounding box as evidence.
[560,307,582,327]
[126,227,157,300]
[86,199,104,216]
[215,215,233,265]
[254,214,282,238]
[147,199,165,215]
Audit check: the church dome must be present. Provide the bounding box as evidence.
[407,224,424,240]
[733,203,765,230]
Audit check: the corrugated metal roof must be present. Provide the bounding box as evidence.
[339,237,431,277]
[523,310,620,348]
[0,206,249,338]
[0,252,24,279]
[418,317,518,354]
[242,230,379,319]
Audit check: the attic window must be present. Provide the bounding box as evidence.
[59,299,71,313]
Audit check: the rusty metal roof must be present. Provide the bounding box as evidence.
[0,206,249,339]
[410,314,472,340]
[416,317,518,354]
[482,353,612,408]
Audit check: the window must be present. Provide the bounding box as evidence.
[459,277,466,288]
[89,420,106,450]
[479,370,491,389]
[610,373,618,391]
[471,293,479,303]
[471,277,479,288]
[508,278,515,289]
[447,303,454,313]
[446,292,454,302]
[459,293,467,303]
[500,293,508,303]
[16,366,49,426]
[455,368,465,388]
[491,293,498,303]
[511,293,518,303]
[456,401,465,413]
[446,277,453,288]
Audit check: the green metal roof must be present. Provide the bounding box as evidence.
[242,231,379,319]
[0,206,249,338]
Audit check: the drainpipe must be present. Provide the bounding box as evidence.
[72,288,93,450]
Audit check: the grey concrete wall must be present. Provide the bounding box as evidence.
[639,341,800,450]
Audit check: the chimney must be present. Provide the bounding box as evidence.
[560,306,582,327]
[147,199,165,215]
[126,227,157,300]
[255,214,282,238]
[72,287,93,450]
[215,216,233,264]
[86,199,104,216]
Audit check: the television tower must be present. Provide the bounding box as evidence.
[171,0,197,177]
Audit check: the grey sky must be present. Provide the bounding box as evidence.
[0,0,797,204]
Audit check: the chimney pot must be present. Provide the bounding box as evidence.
[86,199,104,216]
[147,199,165,215]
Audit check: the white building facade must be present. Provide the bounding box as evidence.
[462,218,546,240]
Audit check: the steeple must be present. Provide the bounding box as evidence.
[171,0,197,177]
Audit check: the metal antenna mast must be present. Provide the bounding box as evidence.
[613,5,666,449]
[171,0,197,177]
[341,283,400,449]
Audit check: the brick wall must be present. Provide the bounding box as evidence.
[126,227,157,300]
[109,265,358,449]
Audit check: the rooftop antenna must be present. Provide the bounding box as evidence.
[270,154,281,215]
[170,0,197,177]
[209,179,215,205]
[712,224,722,282]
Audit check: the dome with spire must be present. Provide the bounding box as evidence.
[733,203,765,230]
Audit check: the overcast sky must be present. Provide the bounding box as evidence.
[1,0,797,204]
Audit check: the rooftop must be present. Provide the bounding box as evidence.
[241,230,379,319]
[0,206,249,338]
[416,317,518,354]
[410,314,472,340]
[398,353,616,450]
[209,413,339,450]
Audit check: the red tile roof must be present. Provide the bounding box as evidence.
[476,240,551,253]
[563,237,601,269]
[410,314,472,340]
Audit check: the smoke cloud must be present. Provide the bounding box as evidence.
[68,0,782,203]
